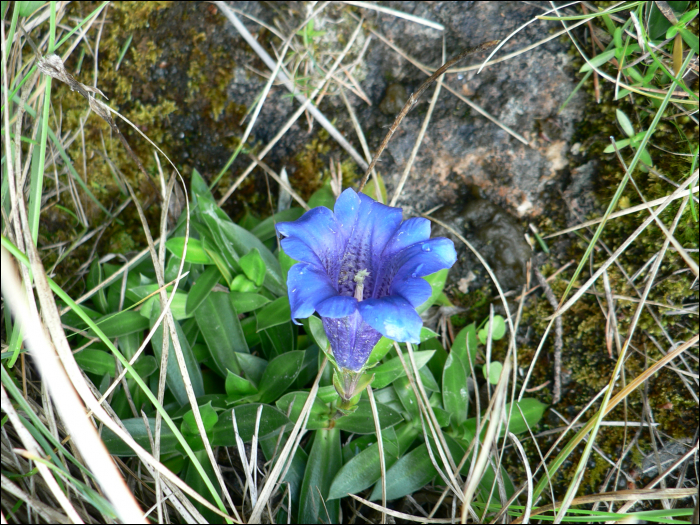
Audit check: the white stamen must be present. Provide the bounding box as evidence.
[354,269,370,301]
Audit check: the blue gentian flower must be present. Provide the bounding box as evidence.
[276,188,456,376]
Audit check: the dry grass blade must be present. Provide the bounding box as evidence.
[349,494,454,523]
[215,2,368,170]
[393,342,462,498]
[543,185,699,238]
[533,333,698,502]
[552,178,691,521]
[338,86,383,202]
[549,171,698,320]
[246,153,310,210]
[512,488,698,523]
[366,385,386,524]
[460,358,511,522]
[341,1,444,30]
[248,358,328,523]
[1,473,72,524]
[31,43,242,522]
[216,5,367,205]
[1,383,84,523]
[508,432,533,524]
[534,268,563,404]
[2,17,146,524]
[611,140,699,277]
[1,249,145,523]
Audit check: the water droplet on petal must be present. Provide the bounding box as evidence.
[292,288,297,292]
[411,272,417,278]
[422,245,431,252]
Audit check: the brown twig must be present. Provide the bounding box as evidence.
[534,267,562,404]
[357,40,499,192]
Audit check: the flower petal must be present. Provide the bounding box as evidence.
[381,217,431,258]
[335,190,403,298]
[392,238,457,282]
[286,263,339,321]
[358,296,423,343]
[333,188,361,240]
[373,237,456,298]
[389,276,433,308]
[276,207,343,277]
[316,295,358,318]
[323,311,382,371]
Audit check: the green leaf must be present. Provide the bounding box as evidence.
[239,248,266,286]
[190,168,214,202]
[230,274,257,292]
[279,248,297,284]
[238,209,261,231]
[328,427,402,500]
[333,400,403,434]
[416,269,449,314]
[225,369,258,397]
[102,417,180,457]
[579,48,616,72]
[212,404,291,445]
[250,207,304,242]
[75,349,115,377]
[117,331,141,361]
[276,391,332,430]
[165,237,212,265]
[306,315,330,352]
[164,255,190,284]
[442,352,468,426]
[602,130,646,153]
[256,351,305,403]
[18,1,44,17]
[133,354,158,379]
[679,26,699,54]
[477,315,506,344]
[182,450,219,524]
[392,376,419,419]
[229,292,270,314]
[87,260,108,314]
[505,398,547,435]
[361,170,388,205]
[423,338,448,390]
[308,179,336,209]
[186,265,221,316]
[371,350,435,389]
[241,317,262,348]
[648,1,688,40]
[236,353,268,386]
[367,327,438,366]
[194,292,249,377]
[202,242,233,287]
[299,428,341,524]
[149,305,205,407]
[616,109,635,138]
[91,311,149,338]
[483,361,503,385]
[256,296,292,332]
[199,199,286,295]
[181,401,219,435]
[260,322,295,360]
[369,442,435,501]
[138,291,191,321]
